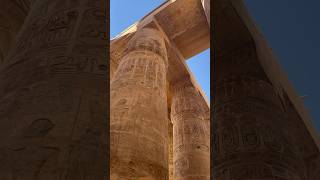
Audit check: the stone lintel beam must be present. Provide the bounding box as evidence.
[111,0,210,60]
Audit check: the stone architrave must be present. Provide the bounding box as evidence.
[171,80,210,180]
[0,0,107,179]
[110,28,169,179]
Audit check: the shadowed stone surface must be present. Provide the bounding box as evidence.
[0,0,107,179]
[0,0,34,64]
[213,0,320,179]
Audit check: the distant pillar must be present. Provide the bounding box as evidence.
[213,44,307,179]
[110,28,169,179]
[171,80,210,180]
[0,0,107,179]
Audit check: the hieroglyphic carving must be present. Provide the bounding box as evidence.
[79,8,107,41]
[14,9,79,57]
[171,80,210,180]
[0,0,107,179]
[213,43,308,180]
[23,118,55,138]
[110,28,169,179]
[73,6,107,56]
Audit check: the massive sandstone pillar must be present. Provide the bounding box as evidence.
[0,0,33,64]
[171,80,210,180]
[110,28,169,179]
[213,44,307,179]
[0,0,107,179]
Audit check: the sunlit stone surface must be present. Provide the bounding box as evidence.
[110,28,169,179]
[110,0,210,179]
[171,80,210,180]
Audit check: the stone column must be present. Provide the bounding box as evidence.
[0,0,33,64]
[0,17,13,64]
[171,80,210,180]
[213,44,307,179]
[0,0,107,179]
[110,28,169,179]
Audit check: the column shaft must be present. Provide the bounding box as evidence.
[0,0,32,64]
[110,28,169,179]
[0,0,107,179]
[213,44,307,179]
[171,81,210,180]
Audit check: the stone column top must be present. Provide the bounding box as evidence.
[125,27,168,66]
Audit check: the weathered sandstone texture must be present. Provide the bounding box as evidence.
[110,0,210,179]
[0,0,107,179]
[110,28,169,179]
[213,0,320,179]
[171,80,210,180]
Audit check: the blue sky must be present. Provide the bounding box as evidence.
[110,0,211,100]
[245,0,320,132]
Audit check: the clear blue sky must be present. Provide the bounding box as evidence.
[110,0,210,100]
[245,0,320,132]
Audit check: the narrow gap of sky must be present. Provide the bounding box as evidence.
[111,0,211,101]
[110,0,165,38]
[186,50,210,100]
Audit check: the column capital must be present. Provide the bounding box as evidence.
[123,28,168,67]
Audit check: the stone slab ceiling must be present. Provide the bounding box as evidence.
[155,0,210,59]
[111,0,210,61]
